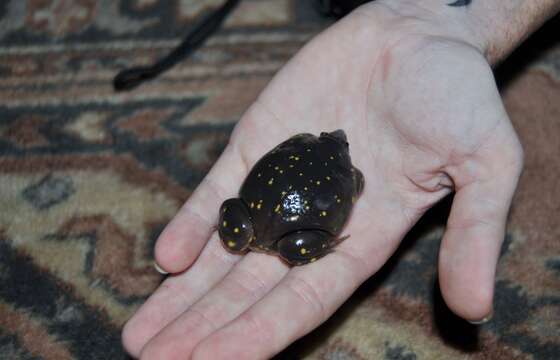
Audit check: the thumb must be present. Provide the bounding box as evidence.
[438,119,524,323]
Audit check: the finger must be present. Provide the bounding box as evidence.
[189,249,369,360]
[125,102,290,357]
[154,144,248,274]
[438,122,523,323]
[154,98,289,274]
[122,233,241,357]
[139,168,402,359]
[140,253,290,359]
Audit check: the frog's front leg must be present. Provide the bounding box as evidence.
[218,198,255,252]
[277,230,337,266]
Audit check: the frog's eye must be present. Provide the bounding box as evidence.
[218,198,254,253]
[353,167,365,195]
[321,129,348,145]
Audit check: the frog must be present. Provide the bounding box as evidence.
[218,129,364,266]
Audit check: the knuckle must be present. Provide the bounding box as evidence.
[501,134,525,176]
[188,307,219,332]
[207,238,240,267]
[200,176,229,211]
[333,249,370,283]
[511,140,525,172]
[239,311,274,346]
[139,340,167,360]
[284,275,326,321]
[226,266,268,302]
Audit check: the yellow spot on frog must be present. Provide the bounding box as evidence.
[288,185,293,190]
[223,221,227,227]
[304,187,308,191]
[256,203,262,209]
[330,156,335,160]
[268,178,274,185]
[234,227,240,233]
[320,211,327,217]
[289,164,294,168]
[227,240,236,247]
[299,173,303,176]
[316,180,321,185]
[274,166,279,170]
[309,162,313,165]
[257,173,262,178]
[279,170,284,174]
[250,202,255,208]
[300,248,307,255]
[306,148,311,152]
[294,156,300,161]
[281,191,287,196]
[310,257,317,263]
[324,162,328,166]
[325,176,331,181]
[274,204,281,213]
[305,205,310,210]
[289,155,294,159]
[337,199,341,203]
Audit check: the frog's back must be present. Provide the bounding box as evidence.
[239,133,356,250]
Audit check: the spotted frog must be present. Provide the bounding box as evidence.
[218,130,364,265]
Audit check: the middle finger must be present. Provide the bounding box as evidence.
[140,252,290,359]
[122,233,241,356]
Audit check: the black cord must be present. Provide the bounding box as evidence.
[315,0,372,18]
[114,0,241,91]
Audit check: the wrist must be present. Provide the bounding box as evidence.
[366,0,560,65]
[360,1,487,61]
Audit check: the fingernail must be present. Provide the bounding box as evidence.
[467,309,493,325]
[153,261,169,275]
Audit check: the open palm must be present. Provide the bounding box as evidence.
[123,3,523,359]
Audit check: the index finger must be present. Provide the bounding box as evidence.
[154,144,247,273]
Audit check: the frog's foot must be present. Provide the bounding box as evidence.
[277,229,336,266]
[218,198,255,253]
[331,234,350,247]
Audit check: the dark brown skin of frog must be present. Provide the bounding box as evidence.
[218,129,364,266]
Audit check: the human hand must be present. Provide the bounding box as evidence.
[122,2,526,359]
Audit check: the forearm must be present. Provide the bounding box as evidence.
[373,0,560,65]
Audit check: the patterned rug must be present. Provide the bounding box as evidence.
[1,1,559,359]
